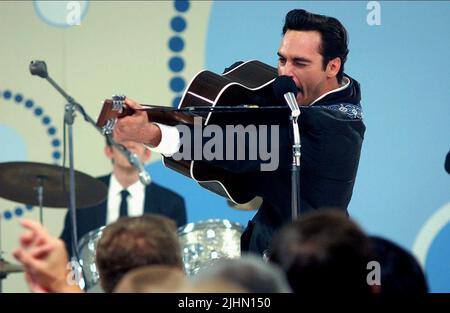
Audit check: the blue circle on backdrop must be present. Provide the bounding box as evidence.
[3,90,12,99]
[3,211,13,220]
[172,96,182,108]
[33,0,90,28]
[25,100,34,108]
[34,107,43,116]
[168,36,185,52]
[15,94,23,103]
[169,56,185,72]
[174,0,190,13]
[15,207,24,217]
[42,116,51,125]
[425,221,450,292]
[170,77,185,93]
[171,16,187,33]
[52,139,61,147]
[48,127,56,135]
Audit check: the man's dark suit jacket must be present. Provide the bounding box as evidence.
[60,175,187,257]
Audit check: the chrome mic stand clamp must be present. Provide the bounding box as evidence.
[288,103,301,221]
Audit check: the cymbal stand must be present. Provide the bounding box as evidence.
[0,215,5,293]
[35,176,45,225]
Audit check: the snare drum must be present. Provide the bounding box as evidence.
[177,219,244,276]
[77,226,105,290]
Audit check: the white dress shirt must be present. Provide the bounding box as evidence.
[106,174,146,224]
[148,123,181,157]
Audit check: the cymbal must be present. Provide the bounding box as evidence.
[0,260,23,274]
[0,162,107,209]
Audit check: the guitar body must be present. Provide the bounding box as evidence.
[162,60,278,204]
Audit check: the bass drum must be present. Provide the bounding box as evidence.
[177,219,244,276]
[77,226,105,290]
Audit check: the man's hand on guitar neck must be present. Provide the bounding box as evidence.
[114,98,162,147]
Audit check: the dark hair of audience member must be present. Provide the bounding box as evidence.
[96,215,183,292]
[192,254,292,293]
[269,210,374,294]
[114,265,186,293]
[369,236,429,294]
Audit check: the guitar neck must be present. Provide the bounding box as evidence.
[140,105,196,126]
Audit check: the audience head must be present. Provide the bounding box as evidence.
[114,265,186,293]
[96,214,183,292]
[269,210,373,293]
[191,254,292,293]
[369,236,428,294]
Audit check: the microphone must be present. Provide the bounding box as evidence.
[273,76,302,220]
[272,75,300,117]
[29,60,48,78]
[106,134,151,186]
[128,151,152,186]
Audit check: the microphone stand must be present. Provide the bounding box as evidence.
[29,61,150,290]
[284,93,302,221]
[0,215,4,293]
[36,72,83,287]
[290,116,301,220]
[104,134,151,186]
[40,80,151,187]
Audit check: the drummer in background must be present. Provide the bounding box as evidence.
[60,135,187,257]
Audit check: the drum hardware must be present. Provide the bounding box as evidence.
[0,259,23,274]
[0,161,107,291]
[0,162,108,211]
[75,219,245,289]
[177,219,244,276]
[76,226,105,290]
[0,215,24,293]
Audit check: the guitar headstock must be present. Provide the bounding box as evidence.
[96,95,129,135]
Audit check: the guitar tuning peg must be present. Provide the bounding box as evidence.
[112,94,125,101]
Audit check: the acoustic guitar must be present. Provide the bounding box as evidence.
[96,60,284,204]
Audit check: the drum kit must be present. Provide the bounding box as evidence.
[0,161,249,291]
[78,219,245,289]
[0,258,23,292]
[177,219,244,276]
[0,161,108,291]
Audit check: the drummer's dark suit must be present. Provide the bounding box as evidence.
[60,174,187,257]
